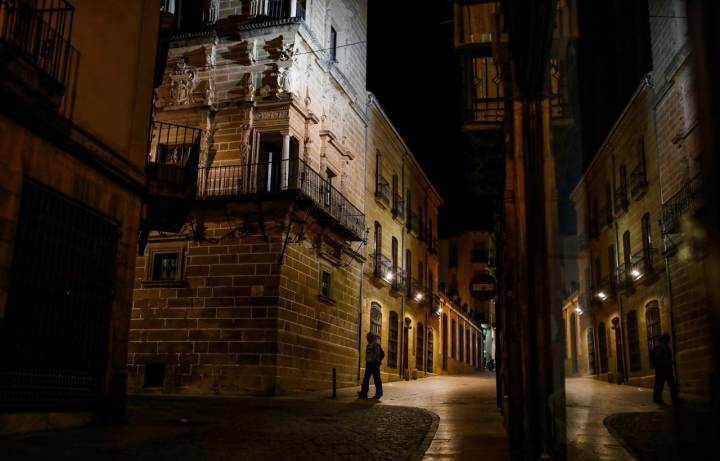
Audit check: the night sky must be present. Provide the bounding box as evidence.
[367,0,653,237]
[367,1,477,237]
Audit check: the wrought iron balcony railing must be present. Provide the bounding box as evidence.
[250,0,305,20]
[615,262,633,291]
[466,97,504,125]
[391,193,404,220]
[592,275,615,303]
[407,212,420,236]
[407,277,427,303]
[146,121,202,187]
[615,185,629,214]
[662,174,702,234]
[375,175,390,207]
[630,163,648,199]
[0,0,76,103]
[197,158,365,241]
[372,253,393,284]
[390,266,407,294]
[629,247,659,283]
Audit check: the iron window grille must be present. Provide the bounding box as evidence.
[388,311,399,368]
[415,322,424,371]
[370,303,382,341]
[143,245,186,287]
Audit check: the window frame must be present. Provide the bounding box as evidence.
[416,321,424,370]
[388,311,399,368]
[144,243,187,287]
[370,302,382,341]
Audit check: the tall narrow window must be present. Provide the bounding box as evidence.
[459,326,464,362]
[388,311,399,368]
[587,327,596,374]
[374,221,382,259]
[391,237,399,269]
[320,270,331,297]
[598,322,609,373]
[639,137,647,181]
[428,270,434,293]
[406,190,412,229]
[375,150,382,195]
[406,250,412,281]
[427,330,434,373]
[605,182,613,224]
[442,314,448,369]
[591,198,599,236]
[641,213,652,251]
[645,301,661,354]
[416,322,424,370]
[392,174,399,211]
[466,330,471,364]
[623,231,631,267]
[626,310,641,371]
[370,302,382,341]
[417,260,424,287]
[608,245,616,291]
[620,165,628,202]
[330,26,337,61]
[451,319,457,359]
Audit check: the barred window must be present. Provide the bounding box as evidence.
[370,303,382,341]
[451,319,457,358]
[459,325,464,362]
[388,311,399,368]
[598,322,609,373]
[627,310,641,371]
[416,322,424,370]
[427,330,434,373]
[587,327,596,374]
[646,301,661,354]
[152,253,178,281]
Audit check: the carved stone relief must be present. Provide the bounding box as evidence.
[169,59,198,106]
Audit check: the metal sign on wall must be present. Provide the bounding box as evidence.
[470,273,496,301]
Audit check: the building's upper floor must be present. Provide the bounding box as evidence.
[366,95,442,304]
[0,0,161,177]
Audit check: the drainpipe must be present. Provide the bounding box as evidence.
[400,151,407,379]
[649,74,680,383]
[358,97,371,382]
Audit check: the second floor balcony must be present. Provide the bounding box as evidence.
[615,262,633,292]
[407,212,420,237]
[630,163,648,199]
[375,175,390,207]
[144,121,202,235]
[629,247,660,284]
[197,158,365,241]
[0,0,76,107]
[407,278,427,304]
[615,185,629,215]
[592,275,615,304]
[390,266,407,295]
[391,193,404,221]
[372,253,393,285]
[662,174,702,234]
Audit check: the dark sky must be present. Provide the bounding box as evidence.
[366,0,653,237]
[367,1,477,237]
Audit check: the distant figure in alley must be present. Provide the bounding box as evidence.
[358,333,384,399]
[650,334,681,406]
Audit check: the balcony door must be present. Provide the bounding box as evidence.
[257,136,283,193]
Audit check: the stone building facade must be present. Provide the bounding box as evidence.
[567,0,714,399]
[0,0,161,432]
[649,0,712,399]
[571,82,670,388]
[438,230,497,367]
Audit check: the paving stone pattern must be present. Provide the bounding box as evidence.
[2,396,435,461]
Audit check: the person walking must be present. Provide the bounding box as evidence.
[650,333,681,406]
[358,332,384,399]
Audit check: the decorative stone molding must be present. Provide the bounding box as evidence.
[169,59,198,106]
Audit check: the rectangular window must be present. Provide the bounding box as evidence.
[330,26,337,61]
[388,312,399,368]
[152,253,179,281]
[320,270,331,297]
[145,245,186,286]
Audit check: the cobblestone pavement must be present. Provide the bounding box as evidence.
[564,377,704,460]
[321,371,509,461]
[2,396,435,461]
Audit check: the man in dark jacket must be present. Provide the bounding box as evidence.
[650,333,681,405]
[358,332,384,398]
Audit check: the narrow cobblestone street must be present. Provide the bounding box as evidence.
[1,372,506,460]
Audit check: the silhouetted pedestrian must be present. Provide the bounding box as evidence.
[650,333,681,406]
[358,332,384,398]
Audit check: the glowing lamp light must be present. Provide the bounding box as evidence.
[415,292,424,301]
[596,291,607,301]
[576,307,583,316]
[631,269,641,279]
[384,271,394,281]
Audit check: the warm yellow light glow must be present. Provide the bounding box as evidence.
[384,271,394,281]
[631,269,641,279]
[596,291,607,301]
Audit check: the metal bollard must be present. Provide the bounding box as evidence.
[332,368,337,398]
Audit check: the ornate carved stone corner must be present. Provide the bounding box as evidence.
[169,59,198,106]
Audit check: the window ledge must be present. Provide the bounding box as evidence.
[318,294,336,305]
[141,280,188,288]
